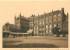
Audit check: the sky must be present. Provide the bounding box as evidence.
[0,0,70,26]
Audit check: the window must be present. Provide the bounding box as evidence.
[49,16,52,23]
[53,15,58,23]
[46,16,48,24]
[58,17,62,22]
[46,25,48,28]
[54,24,57,27]
[58,13,62,17]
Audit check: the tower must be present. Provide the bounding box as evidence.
[14,14,22,31]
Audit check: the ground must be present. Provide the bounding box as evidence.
[3,36,68,48]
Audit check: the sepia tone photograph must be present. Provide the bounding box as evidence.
[1,0,69,48]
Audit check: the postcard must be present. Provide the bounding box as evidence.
[0,0,69,50]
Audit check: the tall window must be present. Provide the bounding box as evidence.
[46,25,48,34]
[53,15,58,23]
[49,16,52,24]
[46,16,48,24]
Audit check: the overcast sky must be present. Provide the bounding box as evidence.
[0,0,70,25]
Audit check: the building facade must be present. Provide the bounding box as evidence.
[15,14,29,32]
[29,8,68,36]
[3,8,68,37]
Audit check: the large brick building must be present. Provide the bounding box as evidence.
[3,8,68,37]
[29,8,68,36]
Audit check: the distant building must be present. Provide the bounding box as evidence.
[29,8,68,36]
